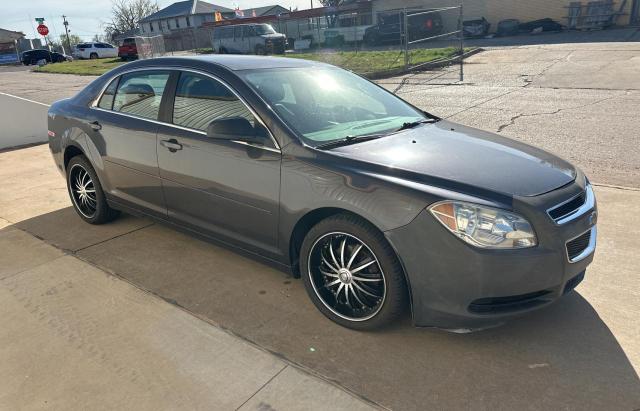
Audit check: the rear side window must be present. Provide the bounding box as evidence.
[77,43,90,48]
[172,72,255,132]
[97,78,119,110]
[113,71,170,120]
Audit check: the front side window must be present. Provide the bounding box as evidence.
[254,24,276,35]
[241,67,425,145]
[112,71,170,120]
[97,77,119,110]
[173,72,257,133]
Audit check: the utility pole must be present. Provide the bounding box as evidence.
[62,15,72,54]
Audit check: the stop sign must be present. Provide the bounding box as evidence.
[37,24,49,36]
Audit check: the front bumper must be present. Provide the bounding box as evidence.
[385,178,597,330]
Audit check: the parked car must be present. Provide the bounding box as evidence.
[73,42,118,59]
[47,56,597,331]
[364,10,443,45]
[212,23,286,55]
[463,17,491,38]
[21,49,69,65]
[118,38,138,61]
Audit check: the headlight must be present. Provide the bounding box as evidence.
[429,201,537,249]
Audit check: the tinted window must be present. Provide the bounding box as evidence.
[173,72,255,132]
[77,43,91,48]
[98,77,119,110]
[94,43,105,48]
[113,71,170,120]
[243,25,256,37]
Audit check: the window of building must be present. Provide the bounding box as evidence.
[112,71,170,120]
[149,22,154,32]
[175,18,180,28]
[186,16,191,27]
[234,26,242,39]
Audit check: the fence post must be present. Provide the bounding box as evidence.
[403,8,409,70]
[458,1,464,82]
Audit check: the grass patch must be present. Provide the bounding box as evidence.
[34,58,126,76]
[32,47,468,76]
[287,47,466,74]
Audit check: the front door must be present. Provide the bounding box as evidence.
[156,70,281,256]
[90,70,171,216]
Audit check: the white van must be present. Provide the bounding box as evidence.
[212,24,286,55]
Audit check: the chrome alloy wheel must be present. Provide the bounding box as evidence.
[308,232,386,321]
[68,164,97,219]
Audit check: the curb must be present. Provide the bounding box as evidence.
[365,47,484,80]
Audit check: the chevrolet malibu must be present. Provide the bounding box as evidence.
[47,56,597,331]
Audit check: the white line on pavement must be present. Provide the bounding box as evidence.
[0,91,50,107]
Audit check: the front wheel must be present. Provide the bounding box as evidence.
[300,214,408,330]
[66,155,119,224]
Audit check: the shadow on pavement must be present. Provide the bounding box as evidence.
[13,207,640,410]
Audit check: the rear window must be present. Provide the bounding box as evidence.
[123,38,135,46]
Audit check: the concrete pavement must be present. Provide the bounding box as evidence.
[0,205,377,410]
[1,142,639,411]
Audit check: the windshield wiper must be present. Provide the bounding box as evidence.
[315,134,385,150]
[396,119,438,132]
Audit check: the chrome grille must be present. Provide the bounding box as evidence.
[547,183,595,225]
[548,191,586,222]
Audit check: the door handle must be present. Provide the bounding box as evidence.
[160,139,183,152]
[89,121,101,131]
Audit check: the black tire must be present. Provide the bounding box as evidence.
[66,155,119,224]
[218,47,227,54]
[255,45,265,55]
[89,52,98,59]
[300,214,408,330]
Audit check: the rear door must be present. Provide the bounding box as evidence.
[156,70,281,255]
[90,70,172,216]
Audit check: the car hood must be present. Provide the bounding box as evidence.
[328,120,576,197]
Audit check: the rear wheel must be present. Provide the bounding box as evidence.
[255,44,265,55]
[300,214,408,330]
[218,47,228,54]
[66,155,119,224]
[89,52,98,59]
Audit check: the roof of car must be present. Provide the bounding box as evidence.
[137,55,329,71]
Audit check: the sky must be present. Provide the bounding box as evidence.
[1,0,315,41]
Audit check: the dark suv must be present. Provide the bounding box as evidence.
[21,49,68,65]
[364,10,443,45]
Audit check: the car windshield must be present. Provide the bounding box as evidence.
[240,67,426,146]
[255,24,276,35]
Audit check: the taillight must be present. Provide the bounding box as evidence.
[47,130,55,138]
[425,19,433,29]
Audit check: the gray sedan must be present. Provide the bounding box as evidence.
[47,56,597,331]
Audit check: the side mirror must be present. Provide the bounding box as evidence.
[206,117,265,145]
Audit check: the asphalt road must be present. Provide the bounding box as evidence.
[0,39,639,409]
[1,39,639,186]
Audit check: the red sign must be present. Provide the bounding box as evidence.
[37,24,49,36]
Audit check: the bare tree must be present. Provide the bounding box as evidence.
[104,0,159,40]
